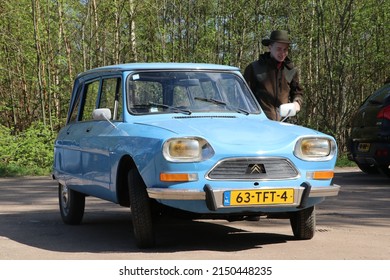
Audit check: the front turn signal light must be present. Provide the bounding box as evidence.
[307,170,334,180]
[160,173,198,182]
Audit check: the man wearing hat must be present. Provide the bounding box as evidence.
[244,30,303,121]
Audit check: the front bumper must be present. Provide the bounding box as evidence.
[147,183,340,211]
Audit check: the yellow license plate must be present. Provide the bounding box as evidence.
[223,189,294,206]
[358,143,370,152]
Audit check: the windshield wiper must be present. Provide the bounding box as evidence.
[194,97,227,106]
[194,97,249,115]
[233,107,250,115]
[148,102,192,115]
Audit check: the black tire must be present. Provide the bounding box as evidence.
[378,164,390,177]
[58,183,85,225]
[290,206,316,240]
[128,169,155,248]
[356,163,379,174]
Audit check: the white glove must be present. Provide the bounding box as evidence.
[279,103,296,117]
[294,101,301,112]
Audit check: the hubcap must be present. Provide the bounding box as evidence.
[60,185,69,213]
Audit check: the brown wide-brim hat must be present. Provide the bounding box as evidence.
[262,30,291,46]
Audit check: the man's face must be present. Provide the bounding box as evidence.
[269,42,289,62]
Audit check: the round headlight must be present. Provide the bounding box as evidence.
[294,137,336,161]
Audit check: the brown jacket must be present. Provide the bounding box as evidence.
[243,52,303,120]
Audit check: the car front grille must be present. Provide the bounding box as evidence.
[206,157,299,180]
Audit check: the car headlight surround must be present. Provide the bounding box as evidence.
[163,137,214,162]
[294,137,336,161]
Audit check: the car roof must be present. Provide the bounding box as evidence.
[77,63,240,78]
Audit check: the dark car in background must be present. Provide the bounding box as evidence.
[347,82,390,176]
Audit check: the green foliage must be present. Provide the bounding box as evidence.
[0,122,55,176]
[336,153,357,167]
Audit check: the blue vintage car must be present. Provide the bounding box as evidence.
[53,63,340,248]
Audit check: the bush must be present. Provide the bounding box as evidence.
[0,122,56,176]
[336,153,357,167]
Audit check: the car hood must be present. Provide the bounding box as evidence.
[134,116,325,147]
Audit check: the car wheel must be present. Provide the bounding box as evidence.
[128,169,155,248]
[290,206,315,240]
[58,183,85,225]
[378,165,390,177]
[356,163,379,174]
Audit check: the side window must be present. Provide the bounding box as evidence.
[99,77,122,121]
[68,86,82,123]
[80,80,100,121]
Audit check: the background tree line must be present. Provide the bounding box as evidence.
[0,0,389,174]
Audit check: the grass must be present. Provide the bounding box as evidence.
[336,153,357,167]
[0,163,51,177]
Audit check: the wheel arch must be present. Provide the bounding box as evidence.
[116,155,137,207]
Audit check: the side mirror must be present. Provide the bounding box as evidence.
[92,108,112,121]
[280,103,296,118]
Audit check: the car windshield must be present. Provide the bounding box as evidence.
[127,71,261,115]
